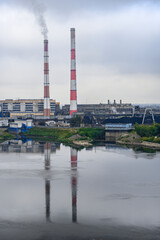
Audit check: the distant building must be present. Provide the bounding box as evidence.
[8,119,33,133]
[0,119,8,127]
[0,99,60,118]
[62,103,133,116]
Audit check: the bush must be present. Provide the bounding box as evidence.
[38,121,45,126]
[70,116,82,127]
[142,136,160,144]
[153,137,160,144]
[26,127,106,141]
[142,136,154,142]
[135,123,160,137]
[78,128,105,140]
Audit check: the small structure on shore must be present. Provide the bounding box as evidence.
[105,123,132,142]
[0,119,8,127]
[8,120,33,134]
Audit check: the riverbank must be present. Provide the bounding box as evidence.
[4,124,160,150]
[117,132,160,150]
[23,127,105,148]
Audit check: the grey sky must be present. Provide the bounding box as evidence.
[1,0,160,104]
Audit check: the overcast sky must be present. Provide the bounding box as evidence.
[1,0,160,105]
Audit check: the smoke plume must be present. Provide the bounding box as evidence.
[31,0,48,39]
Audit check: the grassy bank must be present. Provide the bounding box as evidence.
[135,123,160,143]
[117,123,160,150]
[77,128,105,140]
[25,128,76,141]
[24,127,105,146]
[0,129,14,142]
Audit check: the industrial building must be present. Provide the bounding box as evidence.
[0,99,60,118]
[62,101,133,116]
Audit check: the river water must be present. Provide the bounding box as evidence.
[0,139,160,240]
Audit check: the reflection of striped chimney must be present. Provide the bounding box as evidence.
[71,148,77,169]
[44,142,51,221]
[70,28,77,115]
[44,142,51,170]
[71,148,78,223]
[44,40,50,118]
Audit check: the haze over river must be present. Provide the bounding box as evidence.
[0,140,160,240]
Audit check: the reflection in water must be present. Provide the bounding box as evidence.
[44,142,51,171]
[0,139,60,153]
[105,143,157,159]
[43,144,78,223]
[45,180,50,221]
[44,143,51,222]
[0,140,160,240]
[71,148,78,223]
[0,140,79,223]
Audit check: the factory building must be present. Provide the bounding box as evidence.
[0,99,60,118]
[62,102,133,116]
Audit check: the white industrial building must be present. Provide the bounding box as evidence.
[0,99,60,118]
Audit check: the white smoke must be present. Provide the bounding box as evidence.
[30,0,48,39]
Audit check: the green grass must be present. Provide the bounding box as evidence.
[25,127,76,141]
[24,127,105,143]
[134,123,160,144]
[142,136,160,144]
[77,128,105,141]
[135,123,160,137]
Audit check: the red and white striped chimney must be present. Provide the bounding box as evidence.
[70,28,77,115]
[44,39,50,118]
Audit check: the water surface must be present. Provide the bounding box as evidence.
[0,140,160,239]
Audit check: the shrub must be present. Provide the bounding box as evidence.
[135,123,160,137]
[78,128,105,140]
[70,116,82,127]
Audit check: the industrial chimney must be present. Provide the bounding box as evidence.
[70,28,77,115]
[44,39,50,118]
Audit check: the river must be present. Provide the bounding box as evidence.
[0,139,160,240]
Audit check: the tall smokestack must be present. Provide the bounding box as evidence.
[44,39,50,118]
[70,28,77,115]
